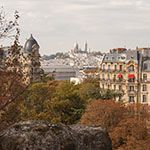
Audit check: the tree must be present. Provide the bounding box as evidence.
[0,8,21,110]
[80,77,123,101]
[80,100,150,150]
[0,8,19,39]
[80,100,126,129]
[21,82,52,120]
[50,81,85,124]
[0,9,27,130]
[79,82,101,101]
[20,81,85,125]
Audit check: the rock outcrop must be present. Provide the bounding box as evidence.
[0,120,112,150]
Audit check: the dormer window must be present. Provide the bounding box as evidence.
[131,56,134,58]
[143,63,148,70]
[121,56,125,59]
[128,65,134,72]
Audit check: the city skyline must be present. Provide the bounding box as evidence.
[1,0,150,55]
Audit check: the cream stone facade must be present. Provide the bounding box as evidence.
[0,34,43,84]
[100,48,150,105]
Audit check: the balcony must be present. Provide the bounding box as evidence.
[141,79,150,83]
[128,90,136,95]
[100,78,105,81]
[100,69,126,73]
[115,79,126,83]
[128,79,136,83]
[141,90,148,94]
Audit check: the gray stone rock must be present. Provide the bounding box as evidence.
[0,120,112,150]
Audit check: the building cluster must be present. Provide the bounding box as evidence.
[99,48,150,105]
[69,42,103,69]
[41,42,103,81]
[1,35,150,105]
[0,34,43,84]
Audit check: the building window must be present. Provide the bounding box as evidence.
[102,84,104,89]
[128,65,134,72]
[108,65,111,71]
[143,63,148,70]
[108,74,110,80]
[103,64,105,70]
[142,95,147,102]
[128,78,135,82]
[121,56,125,60]
[129,96,135,103]
[108,85,110,89]
[114,65,117,71]
[143,74,147,81]
[113,74,116,81]
[114,85,116,90]
[118,74,123,81]
[142,85,147,91]
[129,86,134,91]
[119,65,123,71]
[102,74,105,80]
[128,74,135,82]
[119,85,122,90]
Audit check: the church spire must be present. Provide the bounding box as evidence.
[84,41,88,52]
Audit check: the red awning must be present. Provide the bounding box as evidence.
[118,74,123,78]
[128,74,135,79]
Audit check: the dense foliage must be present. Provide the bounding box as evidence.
[0,77,122,128]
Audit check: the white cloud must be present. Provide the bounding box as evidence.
[1,0,150,54]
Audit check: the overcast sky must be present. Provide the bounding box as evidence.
[1,0,150,55]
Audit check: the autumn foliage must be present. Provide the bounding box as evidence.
[80,100,150,150]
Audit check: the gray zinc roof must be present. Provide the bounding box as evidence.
[103,50,138,63]
[24,34,39,53]
[42,65,77,73]
[142,60,150,71]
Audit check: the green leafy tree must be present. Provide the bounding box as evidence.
[50,81,85,124]
[79,82,101,101]
[21,82,52,120]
